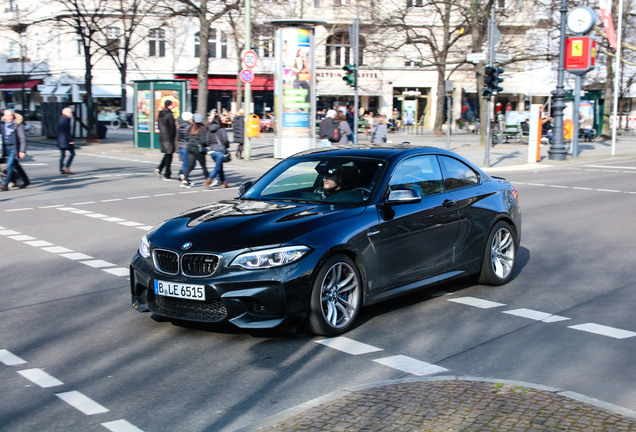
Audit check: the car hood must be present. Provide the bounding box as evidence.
[150,199,365,252]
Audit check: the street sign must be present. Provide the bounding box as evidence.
[242,50,258,69]
[240,69,255,83]
[467,53,486,63]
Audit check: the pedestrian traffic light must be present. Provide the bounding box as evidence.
[342,64,356,87]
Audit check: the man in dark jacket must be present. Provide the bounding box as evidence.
[156,99,176,180]
[57,107,75,175]
[1,110,30,191]
[318,109,336,147]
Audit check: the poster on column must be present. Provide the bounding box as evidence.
[281,27,312,136]
[137,90,151,132]
[154,90,180,133]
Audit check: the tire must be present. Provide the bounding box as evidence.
[110,119,121,129]
[307,254,362,336]
[478,221,517,286]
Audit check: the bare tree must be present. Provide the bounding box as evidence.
[53,0,111,138]
[156,0,241,116]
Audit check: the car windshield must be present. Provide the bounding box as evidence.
[242,156,386,204]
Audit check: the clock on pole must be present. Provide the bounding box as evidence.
[566,6,596,34]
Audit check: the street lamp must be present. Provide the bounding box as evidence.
[548,0,569,160]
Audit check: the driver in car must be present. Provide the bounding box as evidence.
[314,166,344,199]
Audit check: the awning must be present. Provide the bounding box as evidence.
[175,74,274,91]
[0,79,42,91]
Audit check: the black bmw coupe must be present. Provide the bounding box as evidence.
[130,146,521,336]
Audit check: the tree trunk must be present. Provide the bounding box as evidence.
[433,66,446,136]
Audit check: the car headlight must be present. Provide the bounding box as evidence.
[139,234,151,258]
[231,246,311,270]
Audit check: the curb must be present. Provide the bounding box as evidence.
[234,376,636,432]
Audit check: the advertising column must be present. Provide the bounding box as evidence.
[274,25,318,159]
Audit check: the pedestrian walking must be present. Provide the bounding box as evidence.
[182,113,210,188]
[204,114,229,189]
[57,107,75,175]
[232,109,245,159]
[156,99,176,180]
[1,109,30,191]
[177,111,194,182]
[370,115,388,144]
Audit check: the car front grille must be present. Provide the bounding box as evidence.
[182,254,219,277]
[152,294,228,322]
[153,249,221,277]
[154,249,178,275]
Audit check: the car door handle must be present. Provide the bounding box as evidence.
[442,199,456,208]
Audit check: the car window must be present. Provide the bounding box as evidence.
[438,156,480,190]
[245,157,385,204]
[389,155,444,197]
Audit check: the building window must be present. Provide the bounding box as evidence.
[75,35,83,56]
[334,0,352,4]
[8,41,20,60]
[254,29,274,58]
[105,27,122,55]
[325,33,350,66]
[148,28,165,57]
[406,0,424,6]
[194,29,227,58]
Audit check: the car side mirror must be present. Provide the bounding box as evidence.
[239,181,253,196]
[386,187,422,205]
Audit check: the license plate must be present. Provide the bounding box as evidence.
[154,280,206,301]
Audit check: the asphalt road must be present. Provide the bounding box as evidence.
[1,138,635,432]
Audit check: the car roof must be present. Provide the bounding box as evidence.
[289,145,474,165]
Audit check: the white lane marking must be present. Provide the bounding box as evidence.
[136,226,153,231]
[595,189,621,193]
[56,391,109,415]
[127,196,150,200]
[315,337,383,355]
[41,246,74,254]
[103,268,130,277]
[61,252,94,261]
[18,368,64,388]
[6,208,33,212]
[572,187,594,191]
[584,165,636,170]
[40,204,64,208]
[119,221,144,227]
[0,229,21,236]
[548,185,568,189]
[448,296,506,309]
[86,213,109,218]
[102,217,126,222]
[568,323,636,339]
[101,198,123,202]
[0,349,27,366]
[58,207,78,211]
[24,240,54,247]
[503,308,571,323]
[373,355,448,376]
[102,419,145,432]
[8,235,37,241]
[71,201,97,206]
[81,260,115,269]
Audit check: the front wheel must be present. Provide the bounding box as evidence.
[478,221,517,285]
[307,254,362,336]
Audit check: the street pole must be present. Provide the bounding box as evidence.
[548,0,569,160]
[571,75,581,157]
[353,7,359,144]
[244,0,252,160]
[610,0,624,156]
[484,5,495,167]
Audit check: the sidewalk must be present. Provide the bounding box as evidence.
[32,127,636,175]
[238,376,636,432]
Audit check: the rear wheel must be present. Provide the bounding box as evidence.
[478,221,517,285]
[307,254,362,336]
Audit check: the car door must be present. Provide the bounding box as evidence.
[375,155,460,291]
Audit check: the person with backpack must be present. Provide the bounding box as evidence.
[182,113,210,188]
[332,111,352,145]
[318,109,337,147]
[1,110,30,191]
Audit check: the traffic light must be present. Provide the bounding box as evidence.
[482,66,504,99]
[342,64,356,87]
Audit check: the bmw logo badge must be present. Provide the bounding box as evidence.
[181,242,193,250]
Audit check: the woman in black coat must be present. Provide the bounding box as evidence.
[57,107,75,174]
[232,109,245,159]
[156,99,176,180]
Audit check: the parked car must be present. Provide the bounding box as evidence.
[130,145,521,336]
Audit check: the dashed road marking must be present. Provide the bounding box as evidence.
[56,391,109,415]
[568,323,636,340]
[18,368,64,388]
[373,355,448,376]
[503,308,570,323]
[0,349,27,366]
[315,337,383,355]
[102,419,145,432]
[515,181,635,194]
[447,296,506,309]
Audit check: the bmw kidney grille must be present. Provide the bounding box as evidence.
[153,249,220,277]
